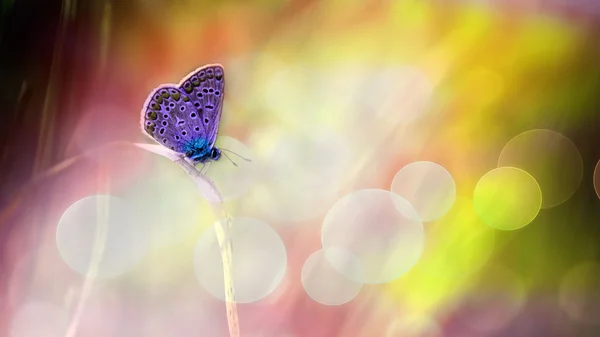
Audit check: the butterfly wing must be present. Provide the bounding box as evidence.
[140,85,207,153]
[178,64,225,147]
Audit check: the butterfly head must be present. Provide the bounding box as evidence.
[183,137,220,163]
[210,147,221,161]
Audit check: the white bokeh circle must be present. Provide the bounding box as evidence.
[301,248,363,306]
[122,157,214,248]
[193,217,287,303]
[206,136,257,201]
[391,161,456,222]
[56,195,149,278]
[322,189,424,284]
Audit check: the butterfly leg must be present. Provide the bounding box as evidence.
[201,161,212,175]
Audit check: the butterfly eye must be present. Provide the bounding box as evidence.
[150,102,160,110]
[154,95,163,104]
[147,111,157,120]
[160,90,169,98]
[215,68,223,81]
[199,71,206,81]
[191,76,200,86]
[207,69,214,79]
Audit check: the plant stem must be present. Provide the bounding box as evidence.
[174,158,240,337]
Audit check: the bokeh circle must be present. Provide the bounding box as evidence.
[391,161,456,222]
[193,217,287,303]
[56,195,149,278]
[559,261,600,325]
[473,167,542,230]
[594,160,600,200]
[301,248,363,306]
[321,189,424,284]
[498,129,583,208]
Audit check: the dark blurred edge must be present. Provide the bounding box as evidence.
[0,1,104,332]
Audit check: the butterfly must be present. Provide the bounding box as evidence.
[140,64,226,166]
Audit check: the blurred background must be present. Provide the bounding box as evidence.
[1,0,600,336]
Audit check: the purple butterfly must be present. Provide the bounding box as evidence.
[140,64,226,165]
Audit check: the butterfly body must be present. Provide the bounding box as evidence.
[140,64,225,165]
[183,137,221,163]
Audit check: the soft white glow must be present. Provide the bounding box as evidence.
[206,136,257,201]
[193,217,287,303]
[10,302,69,337]
[56,195,148,278]
[301,248,363,306]
[391,161,456,222]
[260,130,351,222]
[322,189,424,284]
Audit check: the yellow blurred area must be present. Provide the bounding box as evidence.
[473,167,542,230]
[384,197,494,314]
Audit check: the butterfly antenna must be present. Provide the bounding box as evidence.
[220,148,252,162]
[221,152,239,167]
